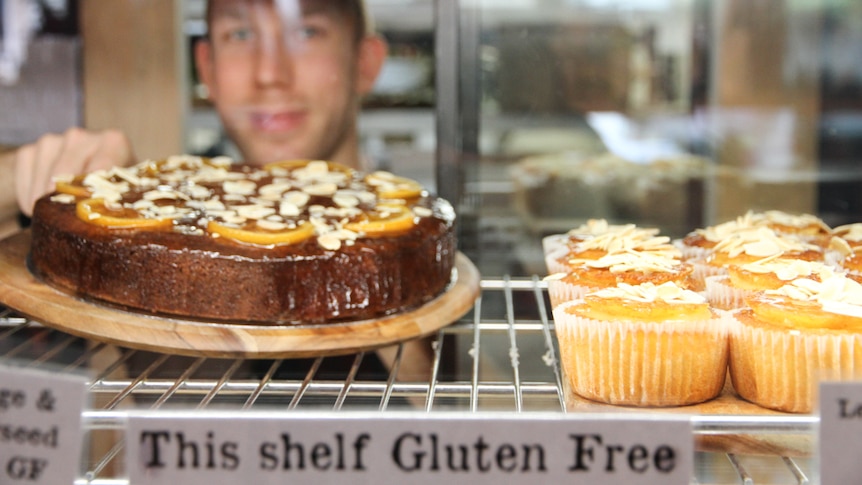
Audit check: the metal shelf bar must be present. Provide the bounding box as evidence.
[0,276,820,484]
[470,293,482,412]
[503,275,524,412]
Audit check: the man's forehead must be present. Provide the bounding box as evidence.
[209,0,342,17]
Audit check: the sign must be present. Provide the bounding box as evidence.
[0,364,88,483]
[126,412,692,485]
[819,381,862,484]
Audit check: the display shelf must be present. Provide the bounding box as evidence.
[0,278,816,484]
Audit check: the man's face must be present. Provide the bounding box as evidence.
[197,0,381,167]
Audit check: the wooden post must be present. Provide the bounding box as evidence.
[710,0,822,221]
[80,0,187,160]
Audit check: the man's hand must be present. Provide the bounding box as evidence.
[14,128,135,216]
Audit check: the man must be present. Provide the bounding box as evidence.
[2,0,387,220]
[0,0,434,383]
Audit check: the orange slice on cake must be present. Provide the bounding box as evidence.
[76,198,173,229]
[344,204,415,236]
[365,171,423,199]
[207,220,314,246]
[55,175,91,198]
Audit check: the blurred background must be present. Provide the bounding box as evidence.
[1,0,861,276]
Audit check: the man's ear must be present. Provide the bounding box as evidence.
[194,39,215,99]
[356,35,388,95]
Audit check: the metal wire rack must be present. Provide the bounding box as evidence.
[0,277,817,484]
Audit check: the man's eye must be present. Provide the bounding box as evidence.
[296,25,322,40]
[223,27,254,42]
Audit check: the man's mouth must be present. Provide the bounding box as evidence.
[250,111,305,132]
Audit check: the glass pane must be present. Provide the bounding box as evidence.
[463,0,862,277]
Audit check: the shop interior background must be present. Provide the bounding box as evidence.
[0,0,860,276]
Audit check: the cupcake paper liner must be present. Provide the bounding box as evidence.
[674,240,713,262]
[704,275,754,310]
[729,315,862,413]
[692,260,728,288]
[544,246,573,275]
[552,301,730,407]
[547,279,594,308]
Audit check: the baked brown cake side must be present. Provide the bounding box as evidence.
[30,195,455,324]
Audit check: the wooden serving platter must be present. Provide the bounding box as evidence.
[563,374,814,457]
[0,230,480,359]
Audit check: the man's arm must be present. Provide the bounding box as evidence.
[0,149,20,238]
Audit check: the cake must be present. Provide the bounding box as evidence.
[552,281,729,407]
[729,274,862,413]
[29,156,457,324]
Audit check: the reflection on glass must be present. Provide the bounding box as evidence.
[460,0,862,276]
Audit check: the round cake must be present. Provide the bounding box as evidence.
[29,156,457,325]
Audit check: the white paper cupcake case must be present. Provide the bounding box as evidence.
[553,301,730,407]
[547,279,594,308]
[704,275,754,310]
[729,315,862,413]
[692,260,728,287]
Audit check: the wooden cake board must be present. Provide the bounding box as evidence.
[0,230,481,359]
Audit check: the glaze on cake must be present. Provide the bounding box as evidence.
[29,156,457,324]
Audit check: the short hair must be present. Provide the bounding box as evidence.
[205,0,371,44]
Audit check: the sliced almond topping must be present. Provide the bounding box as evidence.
[234,204,276,220]
[144,190,180,201]
[413,206,432,217]
[333,192,359,208]
[302,182,338,197]
[318,233,342,251]
[132,199,155,210]
[223,193,247,202]
[279,201,301,217]
[256,219,288,231]
[224,179,257,196]
[259,182,293,197]
[185,184,211,200]
[50,193,76,204]
[283,191,310,208]
[209,156,234,168]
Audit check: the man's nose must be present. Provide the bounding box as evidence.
[255,35,295,86]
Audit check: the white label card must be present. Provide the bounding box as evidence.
[126,411,692,485]
[0,364,89,484]
[820,381,862,484]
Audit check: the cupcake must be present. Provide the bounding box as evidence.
[553,281,729,407]
[729,273,862,413]
[546,245,692,307]
[542,219,646,254]
[677,211,770,261]
[827,224,862,281]
[692,226,823,287]
[758,210,832,245]
[677,210,831,262]
[705,257,839,310]
[544,222,662,274]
